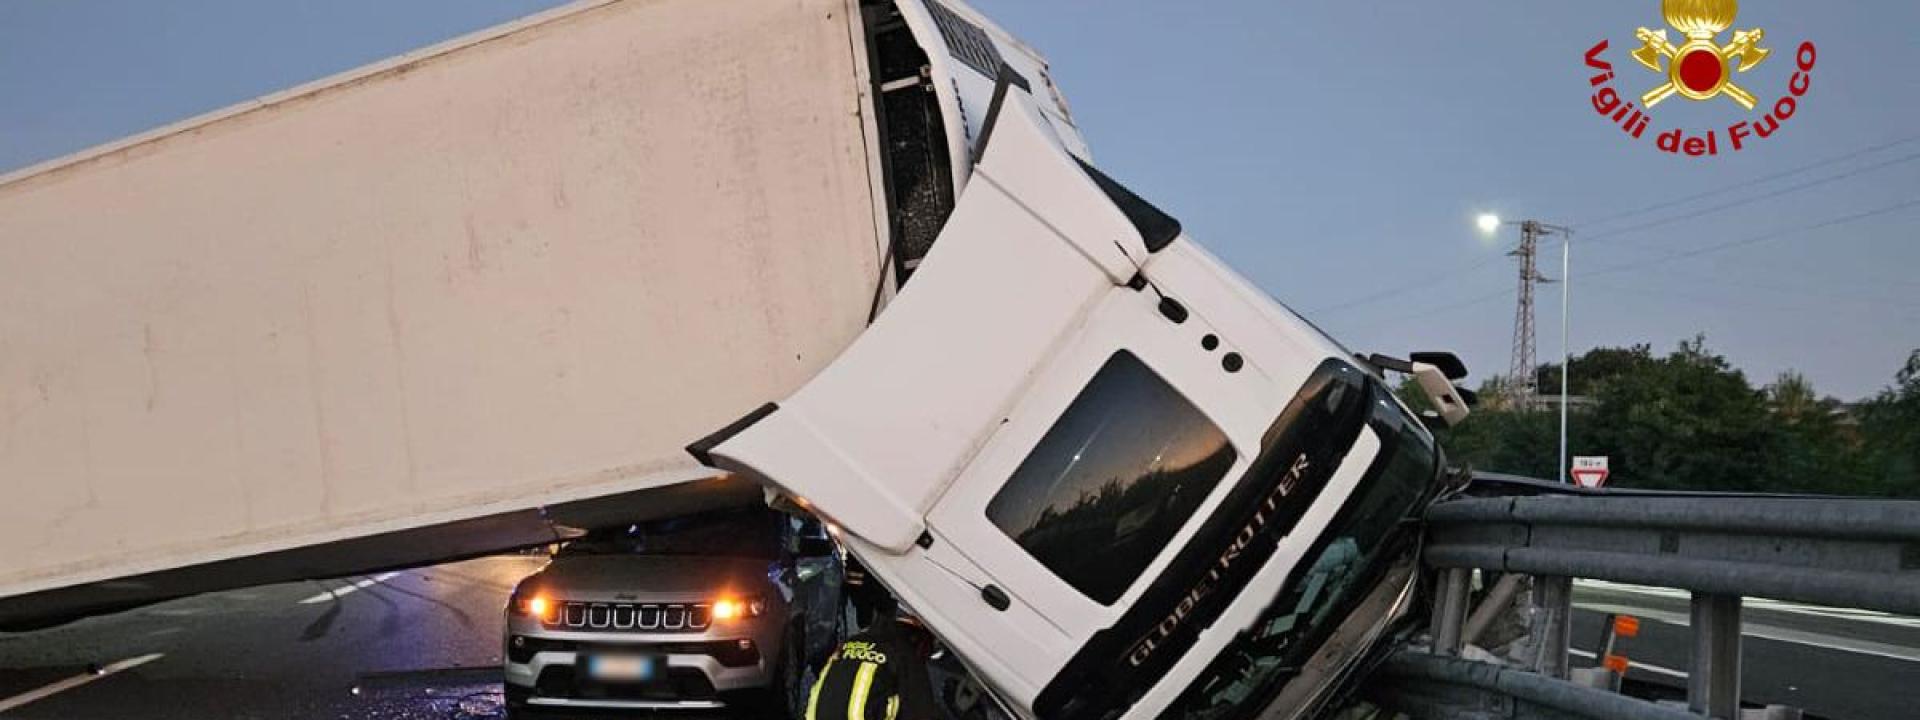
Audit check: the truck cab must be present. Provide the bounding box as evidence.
[694,16,1456,715]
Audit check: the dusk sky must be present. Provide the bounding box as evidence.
[2,1,1914,399]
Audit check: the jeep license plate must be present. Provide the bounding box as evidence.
[587,653,655,682]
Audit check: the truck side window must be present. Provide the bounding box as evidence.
[986,351,1237,604]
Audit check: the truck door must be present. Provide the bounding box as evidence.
[913,294,1269,704]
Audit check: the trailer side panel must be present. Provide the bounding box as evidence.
[0,0,881,610]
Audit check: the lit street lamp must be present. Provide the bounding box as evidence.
[1478,213,1574,485]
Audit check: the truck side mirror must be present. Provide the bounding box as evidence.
[1412,362,1470,428]
[1409,351,1469,381]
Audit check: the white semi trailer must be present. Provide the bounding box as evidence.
[0,0,1056,626]
[1,1,1473,718]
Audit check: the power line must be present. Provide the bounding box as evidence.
[1581,151,1920,246]
[1572,134,1920,230]
[1310,252,1507,316]
[1352,196,1920,331]
[1611,264,1920,311]
[1690,254,1920,291]
[1352,287,1513,331]
[1582,276,1920,326]
[1579,197,1920,280]
[1310,136,1920,322]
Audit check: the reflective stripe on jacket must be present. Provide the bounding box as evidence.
[806,622,933,720]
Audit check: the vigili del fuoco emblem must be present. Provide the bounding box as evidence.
[1631,0,1770,109]
[1584,0,1815,157]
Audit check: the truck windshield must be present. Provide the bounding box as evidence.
[559,507,780,559]
[987,350,1238,605]
[1161,416,1438,720]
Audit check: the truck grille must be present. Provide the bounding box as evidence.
[546,602,710,632]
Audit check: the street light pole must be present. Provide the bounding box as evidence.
[1559,232,1571,487]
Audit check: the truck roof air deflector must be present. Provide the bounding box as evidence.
[974,63,1181,255]
[1075,159,1182,253]
[973,64,1032,163]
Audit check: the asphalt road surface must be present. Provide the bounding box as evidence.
[1570,580,1920,720]
[0,555,549,719]
[8,560,1915,720]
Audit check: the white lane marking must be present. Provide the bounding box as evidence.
[1576,600,1920,664]
[1578,579,1689,596]
[1576,579,1920,628]
[0,653,165,713]
[1568,647,1688,680]
[299,572,401,605]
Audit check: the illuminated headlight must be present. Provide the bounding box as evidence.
[712,595,767,621]
[510,592,556,623]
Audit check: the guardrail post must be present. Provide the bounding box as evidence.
[1462,572,1524,648]
[1531,575,1572,679]
[1689,593,1742,719]
[1431,567,1470,656]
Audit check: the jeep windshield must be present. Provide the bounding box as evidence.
[558,507,780,558]
[1160,402,1440,720]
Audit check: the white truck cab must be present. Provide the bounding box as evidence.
[694,48,1456,719]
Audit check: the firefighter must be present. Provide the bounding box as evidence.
[806,597,936,720]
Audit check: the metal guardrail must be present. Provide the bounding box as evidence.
[1423,488,1920,615]
[1387,475,1920,720]
[1369,652,1702,720]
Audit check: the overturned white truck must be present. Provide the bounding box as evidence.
[0,0,1470,717]
[696,74,1468,720]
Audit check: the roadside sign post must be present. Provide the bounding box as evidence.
[1571,456,1610,488]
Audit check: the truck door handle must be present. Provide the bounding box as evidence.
[980,584,1011,611]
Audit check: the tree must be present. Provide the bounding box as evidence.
[1416,340,1916,498]
[1859,350,1920,496]
[1535,344,1655,396]
[1432,405,1559,479]
[1764,371,1874,495]
[1570,337,1783,492]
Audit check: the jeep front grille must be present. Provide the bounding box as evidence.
[547,602,711,632]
